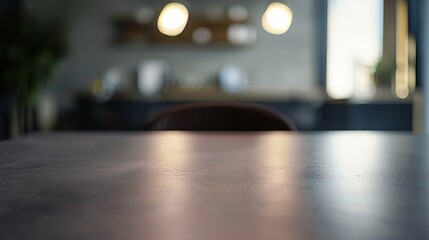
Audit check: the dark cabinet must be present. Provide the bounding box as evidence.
[68,98,413,131]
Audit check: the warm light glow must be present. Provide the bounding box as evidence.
[395,83,409,99]
[262,2,293,35]
[408,36,416,93]
[157,3,189,36]
[395,0,410,99]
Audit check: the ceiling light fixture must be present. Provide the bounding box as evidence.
[262,2,293,35]
[157,2,189,36]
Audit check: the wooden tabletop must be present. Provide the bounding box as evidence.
[0,132,427,240]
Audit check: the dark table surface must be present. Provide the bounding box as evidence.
[0,132,427,240]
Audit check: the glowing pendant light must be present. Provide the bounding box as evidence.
[157,2,189,36]
[262,2,293,35]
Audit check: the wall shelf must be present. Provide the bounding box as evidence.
[113,14,255,46]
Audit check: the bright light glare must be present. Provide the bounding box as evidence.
[327,0,383,100]
[262,2,293,35]
[157,3,189,36]
[395,0,410,99]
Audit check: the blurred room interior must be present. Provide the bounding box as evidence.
[0,0,427,139]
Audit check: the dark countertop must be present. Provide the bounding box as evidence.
[0,132,427,240]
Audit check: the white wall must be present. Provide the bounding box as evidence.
[25,0,318,109]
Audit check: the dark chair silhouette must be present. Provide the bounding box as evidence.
[143,102,296,131]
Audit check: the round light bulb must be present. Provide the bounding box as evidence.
[262,2,293,35]
[157,2,189,36]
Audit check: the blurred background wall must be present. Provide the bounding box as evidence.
[1,0,419,137]
[24,0,319,109]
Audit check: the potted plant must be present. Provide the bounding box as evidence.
[0,10,66,138]
[372,60,396,89]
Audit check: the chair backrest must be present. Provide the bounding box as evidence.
[144,102,297,131]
